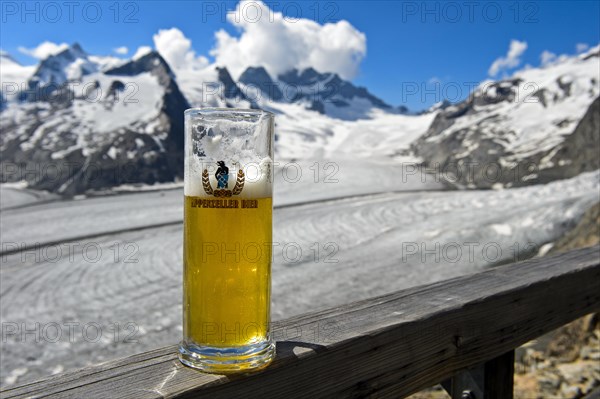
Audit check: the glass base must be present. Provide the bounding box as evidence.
[178,339,275,373]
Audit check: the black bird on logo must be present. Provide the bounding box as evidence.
[215,161,229,189]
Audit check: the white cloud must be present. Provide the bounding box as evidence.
[132,46,152,60]
[152,28,209,70]
[576,43,589,53]
[488,40,528,77]
[540,50,557,66]
[210,0,366,80]
[18,41,69,59]
[114,46,128,55]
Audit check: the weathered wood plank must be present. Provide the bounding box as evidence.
[484,350,514,399]
[2,245,599,399]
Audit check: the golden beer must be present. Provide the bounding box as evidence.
[179,108,275,373]
[183,196,272,347]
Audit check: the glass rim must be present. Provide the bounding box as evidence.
[184,107,274,117]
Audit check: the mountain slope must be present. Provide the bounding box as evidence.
[1,43,411,194]
[0,49,189,195]
[239,66,283,101]
[28,43,95,87]
[2,42,598,194]
[0,52,36,104]
[411,46,600,188]
[238,66,394,120]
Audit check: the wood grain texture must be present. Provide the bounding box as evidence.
[484,350,515,399]
[3,245,599,399]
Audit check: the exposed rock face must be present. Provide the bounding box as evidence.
[1,42,398,194]
[20,44,98,103]
[0,50,189,196]
[411,48,600,188]
[551,97,600,177]
[216,67,246,101]
[3,42,598,195]
[231,65,394,118]
[238,66,283,101]
[214,67,259,109]
[276,67,392,117]
[30,43,94,86]
[414,96,599,189]
[106,51,189,156]
[551,202,600,254]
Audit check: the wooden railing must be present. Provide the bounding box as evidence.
[2,245,599,399]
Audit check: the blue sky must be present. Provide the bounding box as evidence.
[1,0,599,110]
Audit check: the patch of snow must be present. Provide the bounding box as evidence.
[71,72,163,133]
[0,54,36,100]
[268,102,436,161]
[4,367,28,386]
[490,223,513,236]
[106,146,118,160]
[537,242,554,257]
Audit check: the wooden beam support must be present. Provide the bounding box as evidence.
[442,349,514,399]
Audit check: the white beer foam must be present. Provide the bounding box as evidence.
[185,156,273,198]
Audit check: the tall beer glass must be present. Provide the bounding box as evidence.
[179,108,275,372]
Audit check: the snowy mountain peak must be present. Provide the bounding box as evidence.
[238,66,282,101]
[69,42,86,55]
[105,51,175,86]
[1,39,598,195]
[30,43,96,87]
[412,47,600,188]
[0,51,21,66]
[278,67,326,86]
[55,42,87,60]
[216,66,247,100]
[426,100,452,113]
[1,45,191,195]
[235,66,393,119]
[580,45,600,60]
[0,51,36,103]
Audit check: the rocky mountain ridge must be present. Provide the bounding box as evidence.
[0,46,189,195]
[1,43,598,194]
[411,46,600,189]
